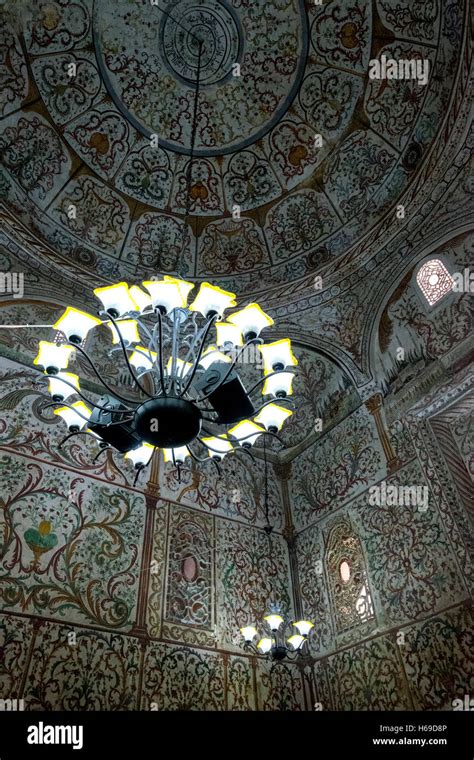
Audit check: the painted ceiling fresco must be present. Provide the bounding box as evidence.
[0,0,467,296]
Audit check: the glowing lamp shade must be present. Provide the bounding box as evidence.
[198,345,232,370]
[47,372,80,401]
[227,303,274,340]
[262,371,295,398]
[129,286,152,313]
[215,322,243,348]
[34,341,74,373]
[166,357,192,377]
[124,443,154,467]
[259,339,298,373]
[228,420,265,447]
[129,347,157,372]
[254,403,293,432]
[142,279,187,314]
[293,620,314,636]
[163,276,195,305]
[257,638,272,654]
[287,634,304,651]
[163,446,190,465]
[240,626,258,642]
[264,614,284,631]
[189,283,236,318]
[53,307,101,344]
[54,401,91,431]
[93,283,138,317]
[202,436,232,460]
[106,320,140,345]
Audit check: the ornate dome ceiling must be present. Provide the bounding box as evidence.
[0,0,467,297]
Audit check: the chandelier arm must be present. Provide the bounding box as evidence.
[200,426,283,447]
[231,445,256,463]
[180,313,218,398]
[44,375,135,414]
[100,311,155,399]
[245,369,296,398]
[178,311,199,365]
[58,430,101,448]
[43,400,135,427]
[69,342,141,405]
[92,447,109,463]
[133,465,145,488]
[196,338,263,402]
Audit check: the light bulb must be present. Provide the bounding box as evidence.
[34,342,75,373]
[227,303,273,341]
[240,626,258,642]
[264,614,284,631]
[293,620,314,636]
[93,283,138,317]
[189,283,236,319]
[254,403,293,433]
[258,339,298,373]
[53,307,102,345]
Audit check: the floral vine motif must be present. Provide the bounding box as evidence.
[143,644,225,710]
[359,463,462,622]
[198,219,268,275]
[0,17,28,116]
[67,110,129,177]
[268,191,337,259]
[378,0,439,42]
[294,410,381,526]
[0,459,143,628]
[0,116,67,199]
[25,0,91,54]
[56,176,129,251]
[128,212,191,272]
[32,53,101,124]
[24,626,141,710]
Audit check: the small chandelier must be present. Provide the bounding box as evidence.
[240,605,314,662]
[34,279,297,484]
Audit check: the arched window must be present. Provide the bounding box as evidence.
[416,258,454,307]
[325,519,374,633]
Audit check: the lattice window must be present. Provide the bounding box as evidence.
[416,259,454,307]
[325,519,374,633]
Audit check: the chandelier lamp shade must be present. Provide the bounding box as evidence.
[35,279,297,485]
[239,608,315,661]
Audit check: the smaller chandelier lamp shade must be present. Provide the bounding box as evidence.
[124,443,154,467]
[47,372,80,402]
[198,345,232,370]
[262,371,295,398]
[239,609,315,662]
[163,446,190,464]
[227,303,274,341]
[53,307,102,345]
[259,339,298,373]
[129,347,157,371]
[293,620,314,636]
[215,322,243,348]
[240,626,258,642]
[142,279,189,313]
[228,419,265,446]
[34,341,75,373]
[54,400,91,431]
[257,638,273,654]
[129,286,152,312]
[189,283,236,318]
[254,403,292,432]
[106,320,140,345]
[93,283,139,317]
[264,613,284,631]
[287,634,305,650]
[202,435,233,460]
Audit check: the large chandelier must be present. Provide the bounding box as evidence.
[34,279,297,483]
[240,606,314,662]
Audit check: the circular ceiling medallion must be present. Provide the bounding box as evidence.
[94,0,308,156]
[160,0,242,87]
